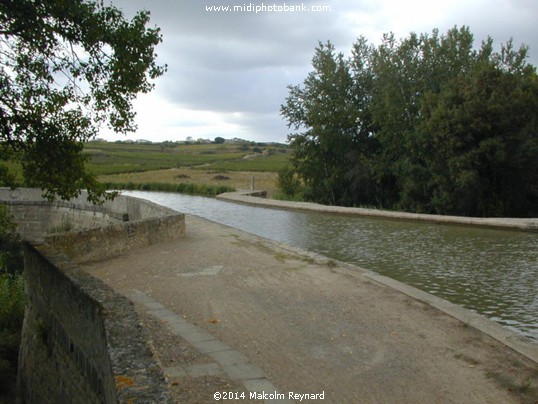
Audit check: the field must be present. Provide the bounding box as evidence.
[87,141,289,196]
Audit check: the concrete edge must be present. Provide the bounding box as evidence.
[216,192,538,232]
[22,243,172,403]
[215,192,538,362]
[260,238,538,366]
[361,270,538,365]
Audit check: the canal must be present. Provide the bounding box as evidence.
[124,191,538,341]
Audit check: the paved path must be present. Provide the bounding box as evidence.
[81,215,538,403]
[131,290,293,403]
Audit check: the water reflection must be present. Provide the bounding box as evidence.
[124,191,538,340]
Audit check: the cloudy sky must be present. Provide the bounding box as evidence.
[102,0,538,143]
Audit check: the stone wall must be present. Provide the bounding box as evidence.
[0,188,124,242]
[18,243,172,403]
[0,188,184,403]
[44,206,185,264]
[0,188,185,264]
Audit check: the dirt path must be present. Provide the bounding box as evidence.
[81,215,538,403]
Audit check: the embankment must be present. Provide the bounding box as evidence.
[217,191,538,232]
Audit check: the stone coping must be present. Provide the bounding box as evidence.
[217,191,538,232]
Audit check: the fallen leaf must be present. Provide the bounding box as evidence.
[115,375,134,389]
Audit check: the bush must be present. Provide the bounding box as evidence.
[0,206,25,400]
[0,273,26,396]
[276,165,305,201]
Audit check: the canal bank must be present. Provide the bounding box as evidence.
[81,213,538,403]
[214,191,538,357]
[217,191,538,233]
[123,190,538,342]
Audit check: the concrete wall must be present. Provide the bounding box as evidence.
[0,188,184,403]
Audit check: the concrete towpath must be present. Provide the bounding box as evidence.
[81,214,538,403]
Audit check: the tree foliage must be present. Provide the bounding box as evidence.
[0,0,165,202]
[281,42,369,205]
[281,27,538,217]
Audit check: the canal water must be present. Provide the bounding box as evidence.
[124,191,538,341]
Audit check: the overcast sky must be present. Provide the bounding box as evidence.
[102,0,538,143]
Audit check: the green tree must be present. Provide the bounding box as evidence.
[281,41,364,205]
[275,164,303,200]
[418,40,538,216]
[346,37,378,206]
[368,27,478,210]
[282,27,538,217]
[0,0,165,202]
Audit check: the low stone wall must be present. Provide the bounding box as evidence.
[0,188,123,242]
[45,209,185,264]
[0,188,185,263]
[0,188,185,403]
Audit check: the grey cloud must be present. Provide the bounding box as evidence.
[109,0,538,142]
[229,111,291,141]
[132,0,348,121]
[160,62,308,115]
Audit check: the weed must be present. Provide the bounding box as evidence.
[0,272,26,398]
[274,252,290,262]
[0,207,25,401]
[517,377,532,393]
[302,257,316,265]
[48,219,73,234]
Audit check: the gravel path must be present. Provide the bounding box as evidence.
[81,215,538,403]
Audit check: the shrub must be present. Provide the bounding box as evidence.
[276,165,304,200]
[0,206,25,400]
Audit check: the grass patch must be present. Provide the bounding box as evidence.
[274,252,292,262]
[485,369,537,401]
[193,153,290,172]
[100,168,280,196]
[326,259,338,268]
[89,141,286,197]
[2,141,288,196]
